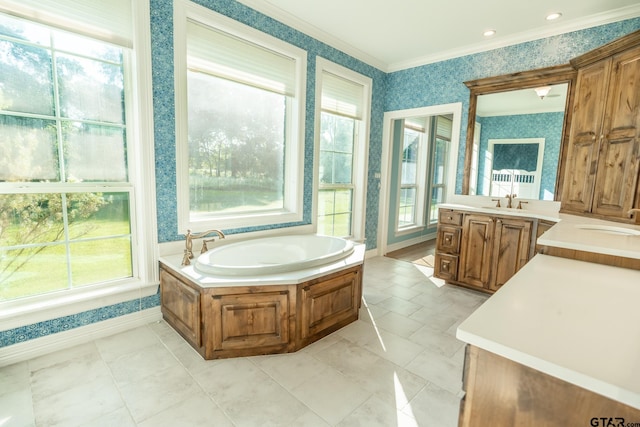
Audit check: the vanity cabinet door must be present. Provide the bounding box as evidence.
[458,214,495,289]
[561,59,611,213]
[592,46,640,218]
[489,218,533,292]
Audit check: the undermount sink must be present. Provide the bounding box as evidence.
[574,224,640,236]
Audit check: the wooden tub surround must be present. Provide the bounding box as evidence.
[159,259,363,360]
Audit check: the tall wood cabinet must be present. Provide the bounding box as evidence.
[435,209,535,294]
[561,33,640,221]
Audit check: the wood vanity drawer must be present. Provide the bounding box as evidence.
[439,209,463,226]
[434,253,458,281]
[437,226,461,254]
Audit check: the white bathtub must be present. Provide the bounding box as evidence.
[194,234,355,276]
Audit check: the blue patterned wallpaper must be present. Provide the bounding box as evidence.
[2,2,639,349]
[475,112,564,199]
[151,0,387,248]
[385,17,640,194]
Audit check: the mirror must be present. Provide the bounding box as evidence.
[461,65,577,200]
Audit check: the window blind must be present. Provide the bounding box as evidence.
[321,71,364,120]
[436,115,453,140]
[405,117,427,132]
[0,0,133,48]
[187,20,297,97]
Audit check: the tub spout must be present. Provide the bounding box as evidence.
[181,229,226,266]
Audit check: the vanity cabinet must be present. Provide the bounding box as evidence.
[435,209,534,293]
[561,35,640,221]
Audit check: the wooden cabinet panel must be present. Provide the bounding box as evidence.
[592,47,640,218]
[561,59,611,212]
[437,225,461,254]
[209,291,290,352]
[435,253,458,281]
[300,269,360,342]
[459,345,640,427]
[561,37,640,220]
[458,214,495,289]
[490,218,532,291]
[160,269,201,348]
[439,209,463,226]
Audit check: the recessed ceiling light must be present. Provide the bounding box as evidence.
[546,12,563,21]
[483,29,496,37]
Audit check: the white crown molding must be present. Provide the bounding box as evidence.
[233,0,387,71]
[387,4,640,72]
[236,0,640,74]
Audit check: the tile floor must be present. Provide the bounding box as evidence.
[0,256,489,427]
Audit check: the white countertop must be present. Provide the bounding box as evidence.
[537,215,640,259]
[457,254,640,410]
[159,243,366,288]
[438,201,640,259]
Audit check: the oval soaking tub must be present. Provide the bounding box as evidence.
[194,234,355,276]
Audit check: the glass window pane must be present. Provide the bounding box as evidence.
[0,193,65,247]
[0,41,54,116]
[401,130,419,185]
[0,116,58,182]
[319,151,334,185]
[0,245,69,300]
[433,138,448,185]
[64,123,127,182]
[188,71,285,215]
[333,153,353,184]
[0,14,51,46]
[398,188,416,226]
[318,190,335,217]
[67,192,130,240]
[70,237,132,286]
[331,213,351,237]
[56,53,124,123]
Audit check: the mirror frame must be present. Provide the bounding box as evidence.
[461,64,577,200]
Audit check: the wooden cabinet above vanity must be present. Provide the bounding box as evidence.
[561,31,640,221]
[434,208,539,294]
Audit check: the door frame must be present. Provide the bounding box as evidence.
[377,103,462,255]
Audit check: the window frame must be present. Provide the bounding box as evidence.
[396,122,429,232]
[173,0,307,233]
[313,57,371,241]
[0,0,158,326]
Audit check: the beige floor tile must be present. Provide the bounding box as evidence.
[291,367,371,425]
[118,364,203,423]
[405,349,463,394]
[252,351,332,391]
[401,383,460,427]
[94,326,160,362]
[337,395,419,427]
[362,328,424,367]
[374,311,424,338]
[32,375,125,427]
[137,394,232,427]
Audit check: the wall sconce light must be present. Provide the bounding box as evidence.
[534,86,552,99]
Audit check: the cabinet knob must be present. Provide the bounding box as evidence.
[448,216,453,220]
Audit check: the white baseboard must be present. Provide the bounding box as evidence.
[0,307,162,367]
[385,232,437,254]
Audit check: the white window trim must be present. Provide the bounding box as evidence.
[0,0,159,328]
[378,103,462,254]
[395,123,429,234]
[313,57,371,241]
[174,0,307,234]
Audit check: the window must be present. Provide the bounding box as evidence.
[394,114,452,232]
[315,59,371,239]
[427,115,452,225]
[0,1,155,303]
[397,118,427,229]
[174,1,306,232]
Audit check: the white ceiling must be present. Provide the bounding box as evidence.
[236,0,640,72]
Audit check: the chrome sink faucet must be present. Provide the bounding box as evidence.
[182,229,226,266]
